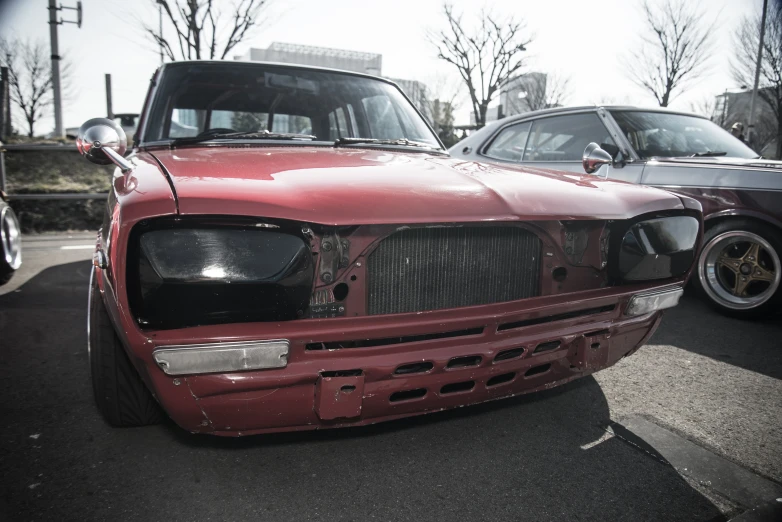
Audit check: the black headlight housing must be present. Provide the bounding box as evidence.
[609,212,701,283]
[127,217,314,329]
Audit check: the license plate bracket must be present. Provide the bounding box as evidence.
[574,330,611,370]
[314,373,364,421]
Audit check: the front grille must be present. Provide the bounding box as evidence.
[367,226,540,315]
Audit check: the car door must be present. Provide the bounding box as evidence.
[480,111,644,183]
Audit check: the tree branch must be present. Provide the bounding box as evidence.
[428,3,531,126]
[624,0,715,107]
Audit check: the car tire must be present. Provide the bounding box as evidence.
[695,219,782,319]
[89,269,164,427]
[0,201,22,286]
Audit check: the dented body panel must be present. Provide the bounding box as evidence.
[132,279,667,435]
[89,63,702,436]
[149,147,686,225]
[93,144,698,436]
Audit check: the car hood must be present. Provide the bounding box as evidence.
[149,146,686,225]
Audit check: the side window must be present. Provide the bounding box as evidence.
[525,113,617,162]
[362,95,404,139]
[483,122,532,162]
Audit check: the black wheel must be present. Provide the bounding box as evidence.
[694,219,782,319]
[0,201,22,286]
[89,269,164,426]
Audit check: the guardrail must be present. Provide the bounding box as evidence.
[2,144,79,151]
[0,142,96,198]
[0,142,112,231]
[0,142,80,192]
[7,193,108,200]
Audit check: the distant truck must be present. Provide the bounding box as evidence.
[65,113,140,141]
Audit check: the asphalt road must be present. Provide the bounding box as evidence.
[1,234,781,521]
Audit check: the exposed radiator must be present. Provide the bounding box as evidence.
[367,226,541,315]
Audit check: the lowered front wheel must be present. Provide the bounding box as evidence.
[697,220,781,319]
[88,268,164,427]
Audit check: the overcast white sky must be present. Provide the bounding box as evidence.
[0,0,764,133]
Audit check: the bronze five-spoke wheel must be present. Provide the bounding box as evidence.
[714,239,776,296]
[698,220,781,318]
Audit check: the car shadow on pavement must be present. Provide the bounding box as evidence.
[650,293,782,380]
[0,261,727,522]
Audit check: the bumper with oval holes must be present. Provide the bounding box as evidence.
[134,285,676,436]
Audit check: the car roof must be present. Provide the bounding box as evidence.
[491,105,709,125]
[158,60,400,87]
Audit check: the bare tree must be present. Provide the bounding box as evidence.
[0,38,70,138]
[421,73,460,140]
[429,4,532,127]
[147,0,270,61]
[511,72,571,113]
[689,96,717,121]
[624,0,716,107]
[422,73,463,116]
[732,1,782,158]
[588,94,634,106]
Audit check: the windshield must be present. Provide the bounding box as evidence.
[142,63,440,148]
[610,110,758,160]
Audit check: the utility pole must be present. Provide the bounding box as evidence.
[0,67,8,139]
[721,89,728,128]
[747,0,768,148]
[47,0,82,138]
[47,0,63,138]
[159,3,164,63]
[105,74,113,119]
[157,0,165,64]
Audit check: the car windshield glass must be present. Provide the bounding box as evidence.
[610,111,757,160]
[142,63,441,148]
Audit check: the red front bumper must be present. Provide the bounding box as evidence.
[135,286,666,436]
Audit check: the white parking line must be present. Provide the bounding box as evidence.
[60,245,95,250]
[580,425,615,450]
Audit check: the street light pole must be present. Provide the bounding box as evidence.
[747,0,768,148]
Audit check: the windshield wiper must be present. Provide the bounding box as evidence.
[333,137,438,149]
[689,151,728,157]
[170,129,317,146]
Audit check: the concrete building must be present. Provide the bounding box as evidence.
[498,72,548,118]
[470,72,548,126]
[235,42,382,75]
[387,78,430,121]
[236,43,431,121]
[713,88,778,158]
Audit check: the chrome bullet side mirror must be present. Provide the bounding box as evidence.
[76,118,133,173]
[582,142,613,175]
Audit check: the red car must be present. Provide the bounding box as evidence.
[78,62,702,436]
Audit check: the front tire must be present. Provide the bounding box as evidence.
[89,269,163,427]
[695,219,782,319]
